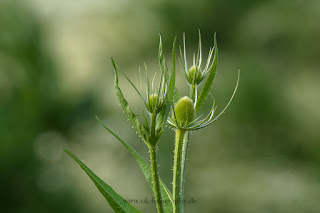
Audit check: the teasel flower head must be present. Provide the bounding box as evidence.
[168,84,238,131]
[181,30,216,87]
[169,30,240,131]
[122,53,168,116]
[168,95,217,131]
[173,96,195,127]
[111,34,177,146]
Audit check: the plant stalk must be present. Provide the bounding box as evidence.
[151,112,157,141]
[180,131,190,213]
[173,128,186,213]
[176,83,195,212]
[149,112,164,213]
[149,146,164,213]
[190,84,196,102]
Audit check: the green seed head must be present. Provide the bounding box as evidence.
[174,96,195,127]
[187,65,202,84]
[147,94,162,114]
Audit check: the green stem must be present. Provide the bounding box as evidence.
[180,131,190,213]
[151,113,157,141]
[177,84,195,212]
[190,84,196,102]
[149,146,164,213]
[173,128,186,213]
[149,112,163,213]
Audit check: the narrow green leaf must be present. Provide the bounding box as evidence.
[164,37,177,115]
[122,72,146,105]
[156,37,177,133]
[158,33,165,73]
[96,117,174,213]
[145,63,151,101]
[196,29,202,68]
[112,58,149,144]
[157,87,179,130]
[155,103,166,135]
[183,33,188,73]
[179,45,188,79]
[173,88,181,103]
[195,34,218,111]
[65,150,141,213]
[142,112,150,133]
[195,33,218,112]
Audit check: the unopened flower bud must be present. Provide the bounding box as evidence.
[147,94,163,114]
[187,65,202,84]
[174,96,195,127]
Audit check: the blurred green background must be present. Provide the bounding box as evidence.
[1,0,320,212]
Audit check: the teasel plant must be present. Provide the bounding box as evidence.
[65,31,239,213]
[168,30,240,213]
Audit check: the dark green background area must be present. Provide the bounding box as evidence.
[1,0,319,212]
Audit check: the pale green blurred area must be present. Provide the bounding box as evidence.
[1,0,320,212]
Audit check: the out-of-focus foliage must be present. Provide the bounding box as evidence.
[1,0,320,212]
[0,1,96,212]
